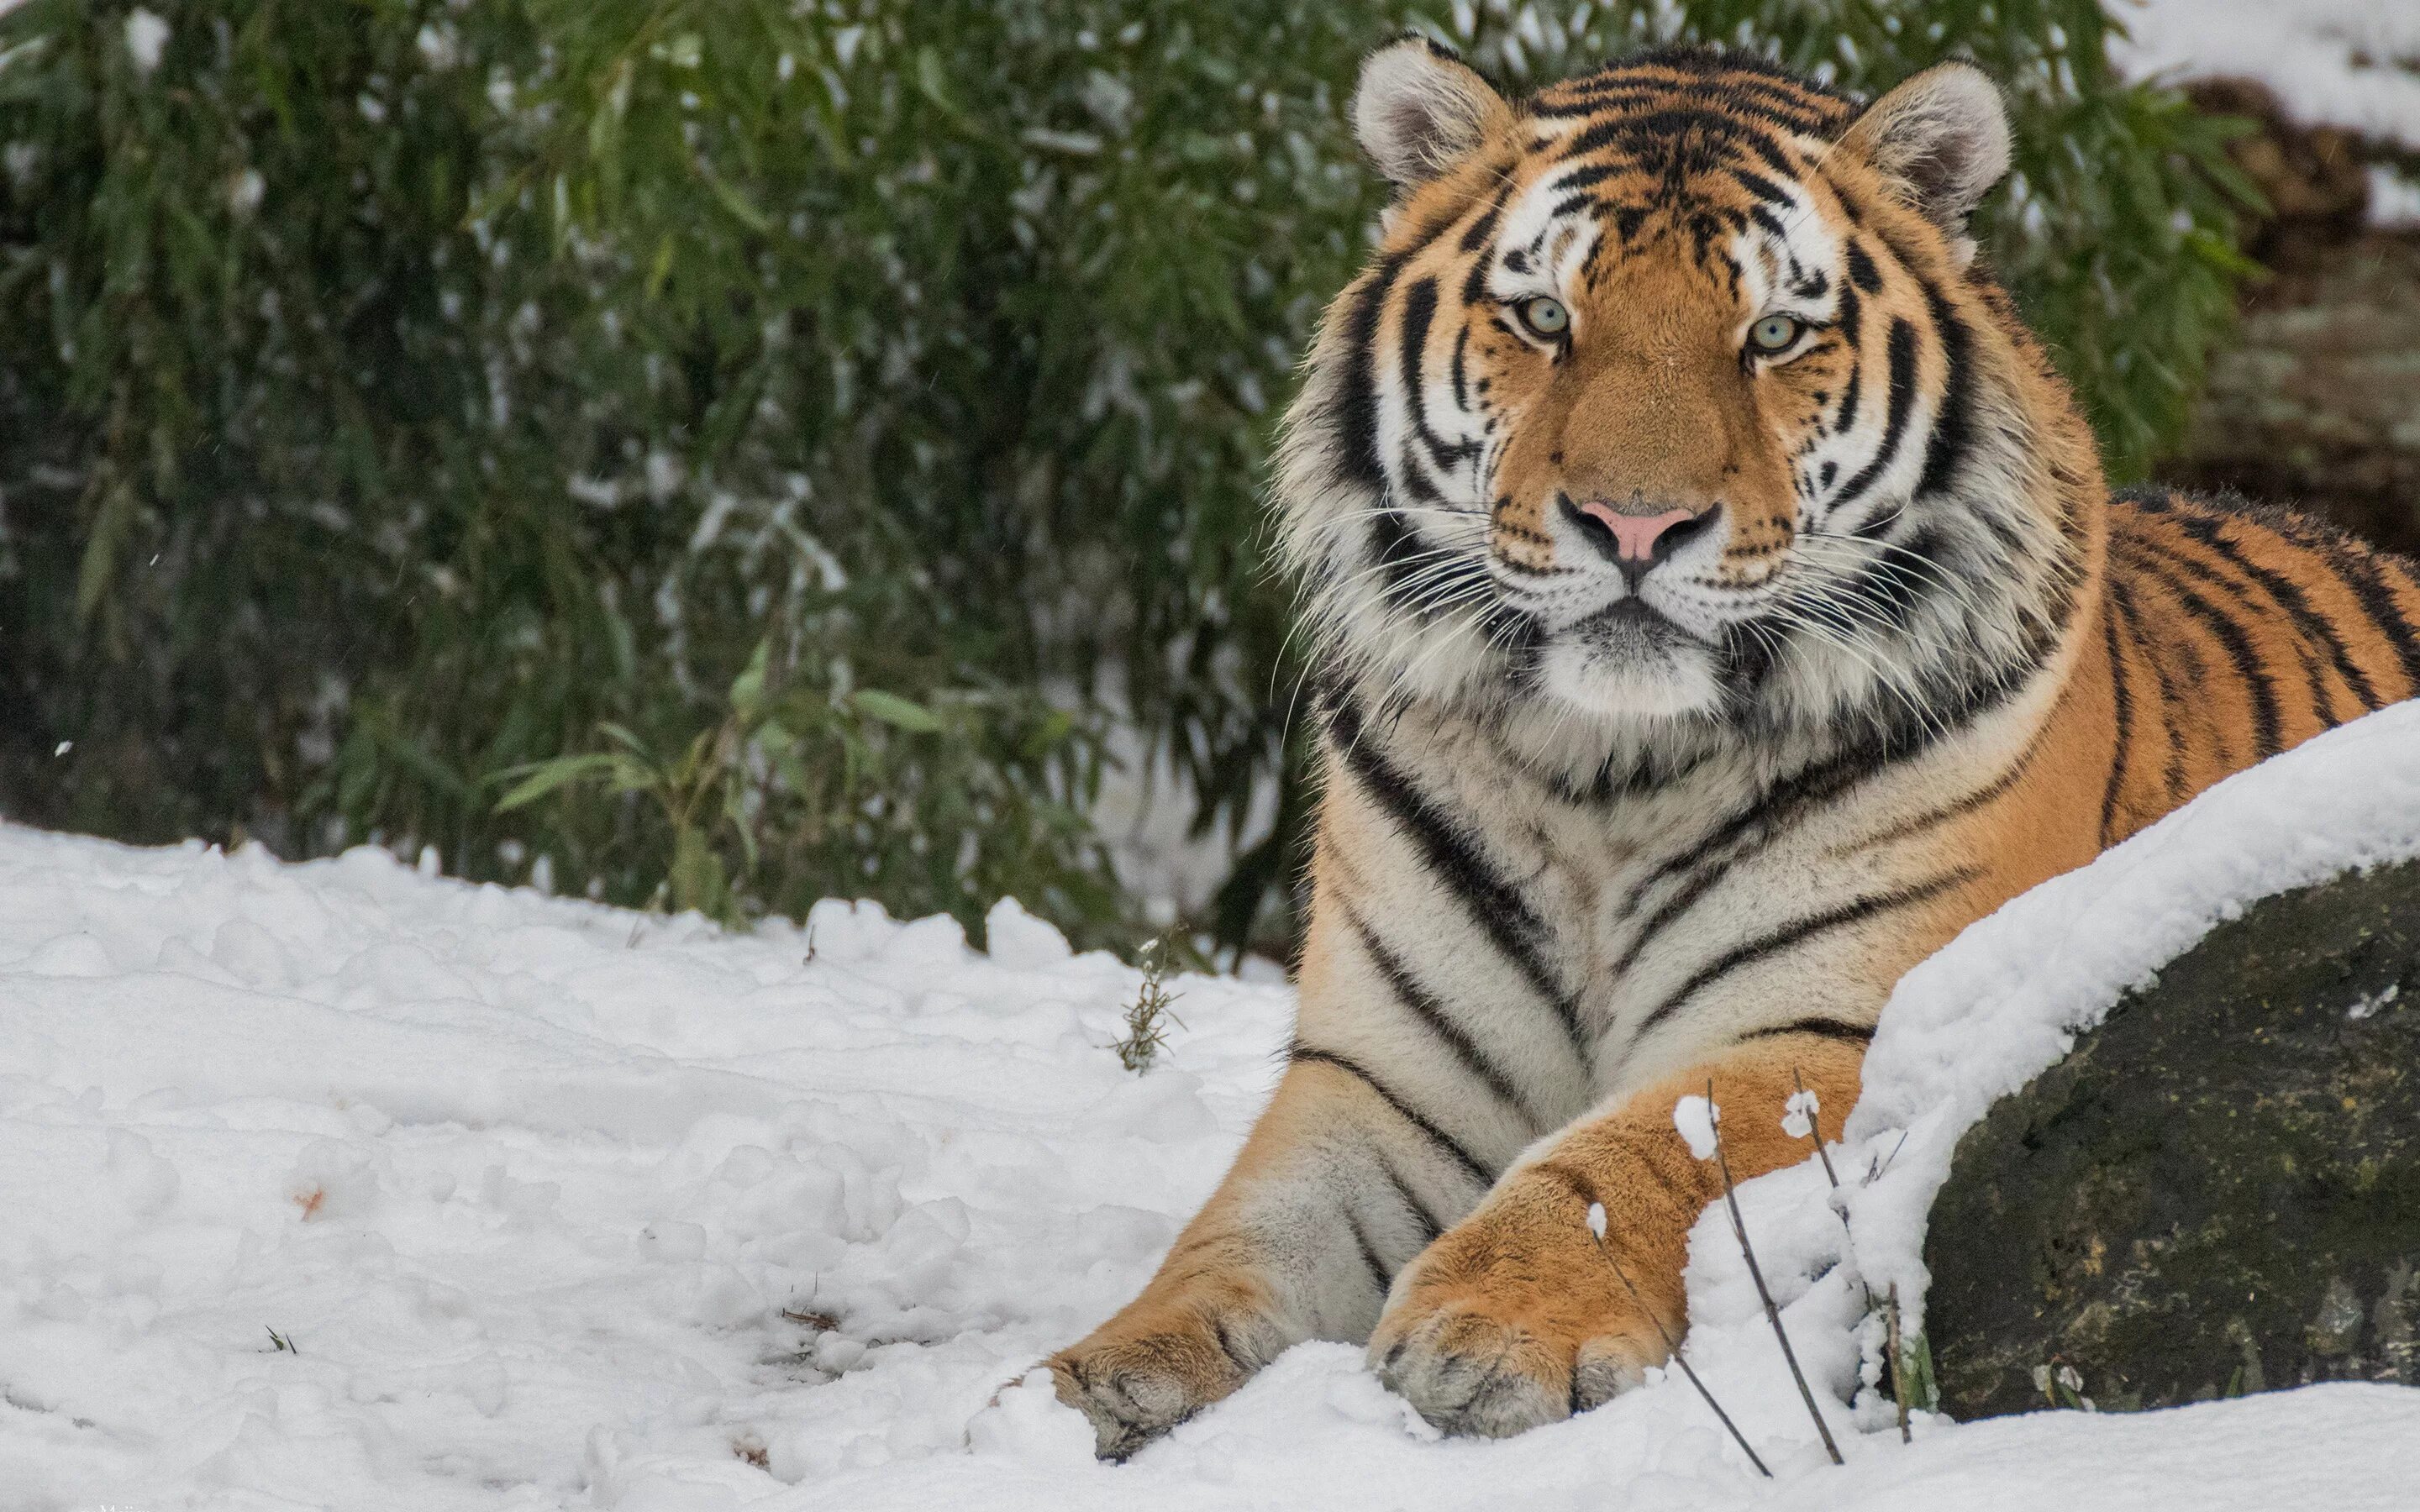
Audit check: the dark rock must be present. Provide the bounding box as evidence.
[1922,858,2420,1419]
[2167,230,2420,560]
[2182,78,2370,271]
[2160,76,2420,559]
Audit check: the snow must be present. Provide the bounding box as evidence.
[1672,1093,1721,1160]
[123,8,168,77]
[7,702,2420,1508]
[1840,698,2420,1344]
[2118,0,2420,147]
[2370,163,2420,228]
[1780,1090,1818,1141]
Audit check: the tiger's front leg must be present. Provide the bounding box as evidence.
[1368,1034,1864,1437]
[1047,1047,1512,1458]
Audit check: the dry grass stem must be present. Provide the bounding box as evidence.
[1585,1205,1770,1478]
[1709,1079,1845,1467]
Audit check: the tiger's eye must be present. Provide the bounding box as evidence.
[1749,314,1803,354]
[1518,296,1570,339]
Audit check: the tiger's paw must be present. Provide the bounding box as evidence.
[1045,1289,1288,1462]
[1367,1176,1673,1438]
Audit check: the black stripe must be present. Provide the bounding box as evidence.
[2186,534,2340,729]
[1739,1017,1875,1045]
[1827,318,1917,513]
[1344,1210,1393,1296]
[1366,507,1430,607]
[1549,192,1596,223]
[2123,521,2337,728]
[2109,574,2189,803]
[1557,108,1794,165]
[1610,849,1737,984]
[1528,1159,1603,1212]
[2114,536,2284,760]
[1549,161,1623,195]
[1375,1152,1446,1245]
[1830,330,1861,436]
[2100,591,2134,846]
[1288,1044,1493,1187]
[1343,902,1538,1124]
[2317,542,2420,697]
[1830,524,1944,632]
[1614,739,1900,929]
[1914,282,1973,499]
[1861,723,2049,849]
[1633,870,1976,1040]
[1463,244,1494,308]
[1323,689,1586,1053]
[1458,181,1512,253]
[1397,276,1477,472]
[1730,167,1792,204]
[1333,252,1409,491]
[1845,239,1881,293]
[1324,203,1469,575]
[2170,511,2381,715]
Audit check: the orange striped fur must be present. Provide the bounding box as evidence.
[1048,41,2420,1457]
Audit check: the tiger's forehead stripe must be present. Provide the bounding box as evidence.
[1418,62,1867,311]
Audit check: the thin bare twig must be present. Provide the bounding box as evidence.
[1585,1205,1770,1478]
[1868,1128,1912,1184]
[1886,1282,1912,1445]
[1790,1066,1841,1189]
[1708,1079,1845,1467]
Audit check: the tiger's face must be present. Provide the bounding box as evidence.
[1281,44,2084,759]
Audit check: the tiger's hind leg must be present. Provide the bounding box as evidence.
[1047,1052,1498,1459]
[1368,1035,1864,1437]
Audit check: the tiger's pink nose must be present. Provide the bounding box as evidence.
[1577,500,1697,564]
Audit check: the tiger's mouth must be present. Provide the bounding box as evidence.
[1570,596,1702,646]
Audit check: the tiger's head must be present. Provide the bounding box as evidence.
[1279,43,2099,774]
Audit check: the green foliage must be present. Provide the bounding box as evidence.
[0,1,2246,951]
[492,634,1113,928]
[1109,935,1186,1072]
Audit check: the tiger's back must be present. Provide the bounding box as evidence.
[2097,489,2420,842]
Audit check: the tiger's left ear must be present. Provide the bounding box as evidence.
[1839,63,2011,263]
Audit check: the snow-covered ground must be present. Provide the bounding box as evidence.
[2121,0,2420,147]
[8,701,2420,1509]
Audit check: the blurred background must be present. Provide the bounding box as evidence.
[0,0,2413,963]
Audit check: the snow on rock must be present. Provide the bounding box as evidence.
[1840,699,2420,1347]
[2118,0,2420,147]
[5,689,2420,1510]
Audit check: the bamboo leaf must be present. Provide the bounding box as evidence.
[852,689,944,734]
[493,753,618,812]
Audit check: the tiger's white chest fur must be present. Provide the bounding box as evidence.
[1307,654,2067,1154]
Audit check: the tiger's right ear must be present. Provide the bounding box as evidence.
[1352,36,1509,190]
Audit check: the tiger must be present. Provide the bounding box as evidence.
[1046,39,2420,1457]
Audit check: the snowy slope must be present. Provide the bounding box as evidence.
[8,703,2420,1509]
[2119,0,2420,146]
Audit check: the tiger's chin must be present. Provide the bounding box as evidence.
[1534,604,1728,723]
